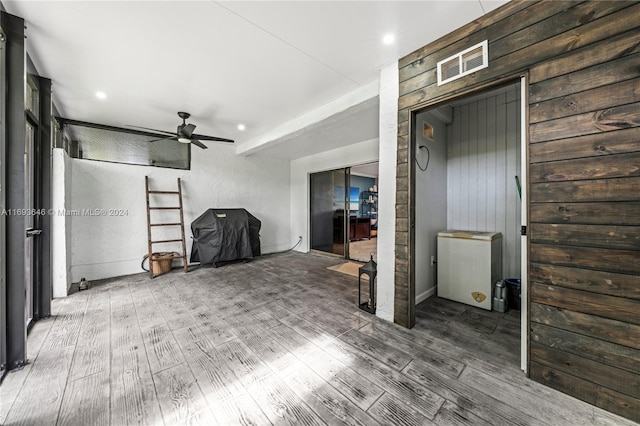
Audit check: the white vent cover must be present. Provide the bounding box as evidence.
[437,40,488,86]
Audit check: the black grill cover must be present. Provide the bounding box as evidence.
[190,208,261,265]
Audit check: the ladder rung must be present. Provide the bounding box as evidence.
[152,254,185,260]
[149,207,181,210]
[150,223,181,227]
[148,190,179,194]
[151,239,183,244]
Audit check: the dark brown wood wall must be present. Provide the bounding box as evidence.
[395,1,640,421]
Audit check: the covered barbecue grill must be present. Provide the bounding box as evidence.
[190,208,261,265]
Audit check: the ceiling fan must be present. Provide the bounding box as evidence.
[130,111,234,149]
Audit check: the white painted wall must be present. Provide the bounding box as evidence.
[414,111,448,304]
[290,138,379,253]
[69,144,291,282]
[446,85,521,279]
[51,148,72,297]
[376,61,399,322]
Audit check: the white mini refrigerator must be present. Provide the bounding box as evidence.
[437,230,502,310]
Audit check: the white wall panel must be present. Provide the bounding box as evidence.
[70,144,291,282]
[447,85,521,279]
[415,111,447,303]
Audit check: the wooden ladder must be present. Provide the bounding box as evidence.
[145,176,189,278]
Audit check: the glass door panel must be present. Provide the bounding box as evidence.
[310,168,348,256]
[24,121,35,326]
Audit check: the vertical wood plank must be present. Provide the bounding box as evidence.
[486,94,498,232]
[478,96,488,230]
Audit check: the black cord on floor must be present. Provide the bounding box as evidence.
[261,236,303,256]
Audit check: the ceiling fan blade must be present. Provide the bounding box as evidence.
[147,137,177,143]
[191,139,208,150]
[192,133,234,143]
[127,125,175,136]
[181,123,196,138]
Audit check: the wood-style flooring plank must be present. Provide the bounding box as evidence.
[134,299,167,331]
[236,325,298,372]
[158,301,196,331]
[25,316,56,359]
[172,325,245,403]
[433,400,493,426]
[192,312,237,347]
[68,344,109,382]
[247,375,326,426]
[402,358,537,426]
[358,322,465,378]
[153,361,209,425]
[268,323,321,358]
[141,323,185,374]
[2,346,74,426]
[216,339,273,387]
[459,366,596,425]
[338,328,413,371]
[301,346,385,411]
[364,313,524,382]
[0,362,34,425]
[8,252,629,426]
[208,391,272,426]
[268,304,336,348]
[280,361,382,426]
[111,342,163,426]
[322,339,445,419]
[110,301,143,351]
[367,392,437,426]
[57,371,110,426]
[77,291,110,348]
[40,296,87,351]
[274,297,364,337]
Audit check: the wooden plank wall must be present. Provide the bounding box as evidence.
[395,1,640,421]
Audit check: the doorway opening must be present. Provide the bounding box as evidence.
[348,163,378,263]
[309,162,379,263]
[412,79,527,371]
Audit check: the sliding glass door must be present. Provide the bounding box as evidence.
[0,20,7,377]
[24,120,36,326]
[310,168,350,257]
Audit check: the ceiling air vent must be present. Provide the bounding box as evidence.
[437,40,488,86]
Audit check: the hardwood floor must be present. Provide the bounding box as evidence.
[1,252,636,425]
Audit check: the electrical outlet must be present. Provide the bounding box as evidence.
[430,256,436,266]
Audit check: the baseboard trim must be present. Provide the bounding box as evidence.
[416,286,436,304]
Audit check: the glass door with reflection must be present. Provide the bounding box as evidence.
[310,168,350,257]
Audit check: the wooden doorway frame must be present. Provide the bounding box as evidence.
[400,73,530,370]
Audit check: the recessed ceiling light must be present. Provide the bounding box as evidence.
[237,124,246,131]
[95,91,107,100]
[383,34,395,45]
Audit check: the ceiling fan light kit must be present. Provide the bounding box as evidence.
[128,111,235,149]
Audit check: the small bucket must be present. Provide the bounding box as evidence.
[151,252,175,276]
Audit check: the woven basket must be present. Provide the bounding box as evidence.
[151,252,175,276]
